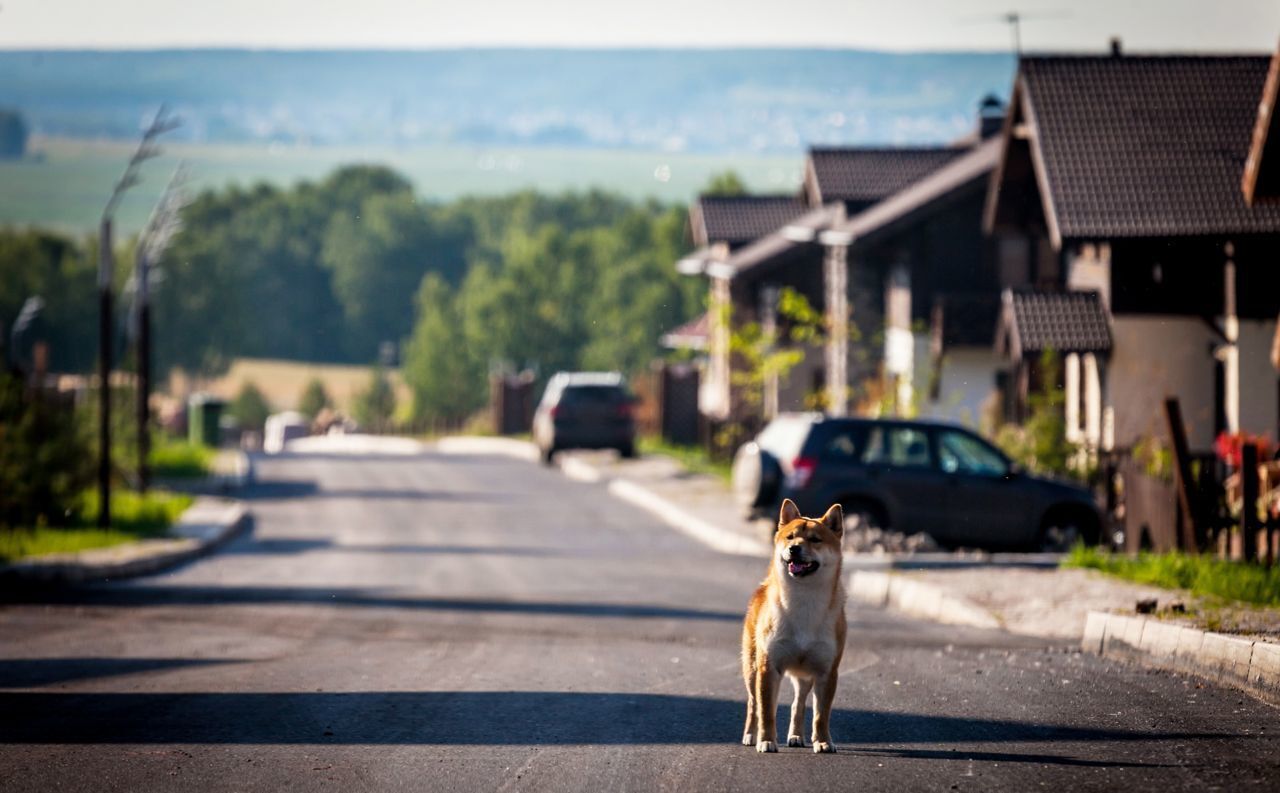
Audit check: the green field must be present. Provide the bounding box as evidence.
[0,136,803,235]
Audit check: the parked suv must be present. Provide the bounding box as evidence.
[732,414,1101,551]
[534,372,637,463]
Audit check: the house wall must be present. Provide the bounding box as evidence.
[1108,315,1278,450]
[924,346,1000,428]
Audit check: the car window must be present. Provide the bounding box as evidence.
[937,430,1009,477]
[821,426,867,460]
[559,386,628,405]
[862,426,933,469]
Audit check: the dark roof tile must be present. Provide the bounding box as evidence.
[1022,55,1280,238]
[1005,289,1112,356]
[808,147,966,205]
[692,195,806,247]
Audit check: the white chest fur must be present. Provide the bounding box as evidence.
[761,578,842,677]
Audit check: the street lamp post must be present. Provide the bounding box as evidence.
[97,107,179,527]
[133,166,187,493]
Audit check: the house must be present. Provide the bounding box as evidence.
[985,48,1280,451]
[676,101,1008,429]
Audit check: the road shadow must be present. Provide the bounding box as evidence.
[0,657,244,689]
[219,536,581,559]
[0,585,742,622]
[236,480,512,504]
[0,690,1222,759]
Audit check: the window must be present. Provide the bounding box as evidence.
[862,426,933,469]
[822,426,867,460]
[937,430,1008,477]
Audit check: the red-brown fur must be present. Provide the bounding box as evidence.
[741,499,846,753]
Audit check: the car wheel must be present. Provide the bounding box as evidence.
[1038,509,1097,552]
[618,443,637,459]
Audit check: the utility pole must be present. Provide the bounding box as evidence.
[97,107,179,527]
[132,165,188,492]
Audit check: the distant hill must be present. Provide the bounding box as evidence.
[0,49,1015,152]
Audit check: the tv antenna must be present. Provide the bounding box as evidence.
[956,10,1072,55]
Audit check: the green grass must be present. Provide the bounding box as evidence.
[149,437,216,479]
[638,436,733,483]
[1065,546,1280,607]
[0,489,194,564]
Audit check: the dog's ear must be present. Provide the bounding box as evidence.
[819,503,844,536]
[778,498,802,526]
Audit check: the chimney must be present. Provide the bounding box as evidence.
[978,94,1006,140]
[1110,37,1123,57]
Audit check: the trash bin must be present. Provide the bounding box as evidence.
[188,393,227,447]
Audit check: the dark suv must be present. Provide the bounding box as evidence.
[732,414,1101,551]
[533,372,637,463]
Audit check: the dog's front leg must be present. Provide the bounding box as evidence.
[754,661,782,752]
[811,667,839,753]
[787,676,812,747]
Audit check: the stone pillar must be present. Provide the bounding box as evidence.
[1064,352,1081,443]
[1084,352,1102,449]
[824,244,849,416]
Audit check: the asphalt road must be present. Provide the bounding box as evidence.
[3,443,1280,791]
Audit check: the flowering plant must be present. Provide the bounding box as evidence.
[1213,431,1273,469]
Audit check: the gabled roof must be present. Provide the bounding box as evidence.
[1243,45,1280,206]
[660,312,709,351]
[997,289,1112,360]
[988,54,1280,244]
[708,204,841,281]
[822,137,1001,248]
[805,147,967,207]
[689,195,807,248]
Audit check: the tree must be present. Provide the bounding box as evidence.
[353,366,397,433]
[297,378,331,419]
[230,381,271,435]
[321,193,471,360]
[402,274,485,426]
[0,110,28,160]
[702,170,747,197]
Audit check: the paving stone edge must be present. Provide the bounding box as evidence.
[1081,610,1280,706]
[848,570,1004,630]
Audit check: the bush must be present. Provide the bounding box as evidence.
[0,374,95,529]
[230,381,271,435]
[149,435,215,479]
[297,377,332,419]
[354,366,396,432]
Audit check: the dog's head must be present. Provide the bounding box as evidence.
[774,499,843,580]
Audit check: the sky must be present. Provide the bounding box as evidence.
[0,0,1276,52]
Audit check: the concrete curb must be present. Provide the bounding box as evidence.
[607,479,770,558]
[848,570,1003,630]
[1082,610,1280,705]
[0,497,250,586]
[435,436,539,462]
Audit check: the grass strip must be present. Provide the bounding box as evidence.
[1065,545,1280,607]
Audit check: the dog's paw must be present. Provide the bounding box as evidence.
[812,741,837,754]
[787,735,806,748]
[741,732,755,746]
[755,740,778,753]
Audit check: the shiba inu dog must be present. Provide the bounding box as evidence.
[741,499,845,753]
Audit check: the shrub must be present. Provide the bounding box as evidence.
[297,377,332,419]
[0,374,95,528]
[230,381,271,435]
